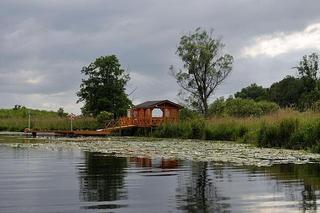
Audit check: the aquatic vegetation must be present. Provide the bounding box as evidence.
[2,136,320,167]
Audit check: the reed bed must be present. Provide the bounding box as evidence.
[154,109,320,153]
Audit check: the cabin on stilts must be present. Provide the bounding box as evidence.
[110,100,183,129]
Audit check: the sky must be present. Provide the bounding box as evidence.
[1,0,320,114]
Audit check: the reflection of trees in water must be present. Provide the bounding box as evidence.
[176,162,230,212]
[252,164,320,212]
[78,152,128,202]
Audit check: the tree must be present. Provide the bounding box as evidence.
[57,107,65,117]
[171,28,233,116]
[77,55,132,117]
[234,83,267,101]
[293,53,320,110]
[268,76,304,108]
[294,52,319,81]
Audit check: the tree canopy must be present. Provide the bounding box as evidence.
[77,55,132,117]
[171,28,233,116]
[234,83,267,101]
[231,53,320,111]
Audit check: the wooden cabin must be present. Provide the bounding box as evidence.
[115,100,182,128]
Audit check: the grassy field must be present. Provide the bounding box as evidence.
[0,108,100,131]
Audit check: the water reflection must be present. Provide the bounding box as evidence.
[76,152,320,212]
[78,152,128,202]
[1,141,320,212]
[176,162,230,212]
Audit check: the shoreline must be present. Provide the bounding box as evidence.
[1,136,320,167]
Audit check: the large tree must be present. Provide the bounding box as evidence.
[171,28,233,116]
[77,55,132,117]
[234,83,268,101]
[268,76,304,108]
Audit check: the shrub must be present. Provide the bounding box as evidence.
[258,119,299,148]
[208,98,279,117]
[179,108,201,120]
[96,111,114,124]
[310,100,320,112]
[208,97,226,116]
[225,98,263,117]
[256,101,279,114]
[189,119,206,139]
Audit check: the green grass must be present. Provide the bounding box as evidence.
[153,109,320,153]
[0,108,100,131]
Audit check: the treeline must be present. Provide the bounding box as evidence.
[234,53,320,112]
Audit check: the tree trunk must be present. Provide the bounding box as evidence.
[203,97,209,117]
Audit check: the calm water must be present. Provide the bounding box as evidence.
[1,138,320,212]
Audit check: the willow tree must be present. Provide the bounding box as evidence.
[171,28,233,116]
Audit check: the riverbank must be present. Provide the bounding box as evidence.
[153,109,320,153]
[2,136,320,167]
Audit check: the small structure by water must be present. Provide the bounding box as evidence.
[26,100,183,137]
[127,100,183,127]
[110,100,182,129]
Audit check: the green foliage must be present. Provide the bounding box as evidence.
[0,107,99,131]
[295,52,319,81]
[153,122,191,139]
[234,83,268,101]
[153,118,247,141]
[179,107,201,120]
[256,101,279,114]
[310,100,320,112]
[209,98,279,117]
[96,111,114,124]
[208,97,226,116]
[57,107,66,117]
[171,28,233,116]
[268,76,304,108]
[225,98,263,117]
[77,55,132,117]
[257,119,299,148]
[257,118,320,152]
[205,123,248,141]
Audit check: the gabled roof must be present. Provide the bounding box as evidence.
[133,100,183,109]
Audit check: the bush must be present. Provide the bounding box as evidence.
[179,108,201,120]
[256,101,279,114]
[225,98,263,117]
[208,98,279,117]
[96,111,114,124]
[153,122,191,139]
[310,100,320,112]
[258,119,299,148]
[208,97,226,116]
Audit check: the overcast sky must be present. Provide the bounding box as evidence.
[1,0,320,114]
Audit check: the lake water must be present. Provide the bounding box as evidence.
[1,137,320,212]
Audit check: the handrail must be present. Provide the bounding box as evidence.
[105,117,178,129]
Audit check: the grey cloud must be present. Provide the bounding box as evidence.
[1,0,320,113]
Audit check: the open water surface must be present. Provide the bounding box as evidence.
[1,136,320,212]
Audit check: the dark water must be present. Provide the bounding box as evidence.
[1,140,320,212]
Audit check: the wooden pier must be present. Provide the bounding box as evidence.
[26,100,182,137]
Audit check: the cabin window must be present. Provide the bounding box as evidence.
[152,108,163,117]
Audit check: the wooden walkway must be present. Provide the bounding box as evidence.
[26,117,177,137]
